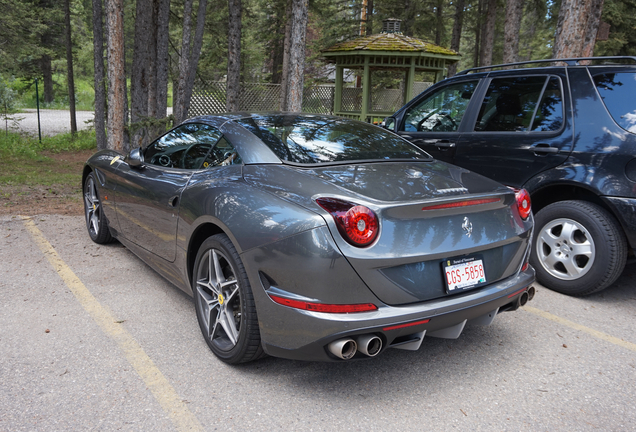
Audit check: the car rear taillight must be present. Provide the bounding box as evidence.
[514,188,531,220]
[316,197,379,247]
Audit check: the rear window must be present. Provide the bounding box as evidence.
[236,115,430,164]
[594,72,636,133]
[475,76,563,132]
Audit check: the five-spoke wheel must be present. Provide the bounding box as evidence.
[193,234,263,364]
[83,172,113,244]
[531,200,626,296]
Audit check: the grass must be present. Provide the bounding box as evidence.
[0,130,96,186]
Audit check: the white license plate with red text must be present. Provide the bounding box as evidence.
[443,257,487,292]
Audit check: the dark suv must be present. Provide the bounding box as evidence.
[385,57,636,296]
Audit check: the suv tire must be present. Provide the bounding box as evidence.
[531,200,627,296]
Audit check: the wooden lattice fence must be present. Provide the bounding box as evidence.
[189,81,431,117]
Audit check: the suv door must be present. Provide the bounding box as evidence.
[394,79,480,161]
[454,73,574,187]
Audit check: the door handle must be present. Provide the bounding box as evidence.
[530,144,560,155]
[432,140,456,150]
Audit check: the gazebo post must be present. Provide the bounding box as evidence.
[404,57,416,104]
[334,66,343,114]
[361,57,370,122]
[435,68,445,83]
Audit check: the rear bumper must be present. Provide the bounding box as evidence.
[258,267,535,362]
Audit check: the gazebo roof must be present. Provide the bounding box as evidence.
[323,32,459,58]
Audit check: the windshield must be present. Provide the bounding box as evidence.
[236,115,430,164]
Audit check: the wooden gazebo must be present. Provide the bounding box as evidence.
[322,19,461,122]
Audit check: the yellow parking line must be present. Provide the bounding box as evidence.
[523,305,636,353]
[22,217,203,432]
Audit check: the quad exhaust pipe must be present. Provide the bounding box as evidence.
[356,335,383,357]
[328,338,357,360]
[328,334,383,360]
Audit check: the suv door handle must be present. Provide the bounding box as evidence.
[530,144,560,155]
[429,140,456,150]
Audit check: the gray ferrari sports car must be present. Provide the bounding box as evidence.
[83,113,535,364]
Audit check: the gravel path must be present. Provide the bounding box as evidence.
[10,109,95,136]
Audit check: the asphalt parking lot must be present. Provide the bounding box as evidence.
[1,214,635,431]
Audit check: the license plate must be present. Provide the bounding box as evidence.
[443,256,487,292]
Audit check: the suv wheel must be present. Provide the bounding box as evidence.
[530,200,627,296]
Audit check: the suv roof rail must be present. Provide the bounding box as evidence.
[455,56,636,75]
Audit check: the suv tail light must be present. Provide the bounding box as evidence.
[316,197,379,247]
[513,188,531,220]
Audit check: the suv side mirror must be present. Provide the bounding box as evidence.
[383,117,397,132]
[127,147,143,167]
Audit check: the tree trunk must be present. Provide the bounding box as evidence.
[64,0,76,134]
[40,54,54,103]
[285,0,308,112]
[582,0,604,57]
[435,0,444,46]
[480,0,497,66]
[174,0,194,123]
[183,0,207,118]
[131,0,153,147]
[279,0,292,110]
[147,0,159,121]
[156,0,170,119]
[553,0,604,58]
[226,0,241,112]
[106,0,127,153]
[447,0,465,77]
[366,0,374,35]
[473,0,482,67]
[503,0,524,64]
[92,0,107,150]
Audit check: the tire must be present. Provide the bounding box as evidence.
[530,200,627,296]
[192,234,264,364]
[83,172,114,244]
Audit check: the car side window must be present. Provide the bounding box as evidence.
[201,137,243,168]
[144,123,223,169]
[593,72,636,133]
[475,76,559,132]
[531,77,563,132]
[401,81,478,132]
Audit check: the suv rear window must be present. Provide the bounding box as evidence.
[593,72,636,133]
[475,76,563,132]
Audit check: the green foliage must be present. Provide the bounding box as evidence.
[595,0,636,56]
[0,129,96,159]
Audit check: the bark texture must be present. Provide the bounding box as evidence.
[279,0,292,110]
[447,0,465,77]
[480,0,497,66]
[92,0,107,150]
[285,0,308,112]
[503,0,525,64]
[174,0,194,123]
[226,0,241,112]
[106,0,127,152]
[553,0,605,58]
[131,0,153,147]
[64,0,77,134]
[156,0,170,118]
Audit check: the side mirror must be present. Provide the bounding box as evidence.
[127,147,143,167]
[383,117,397,132]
